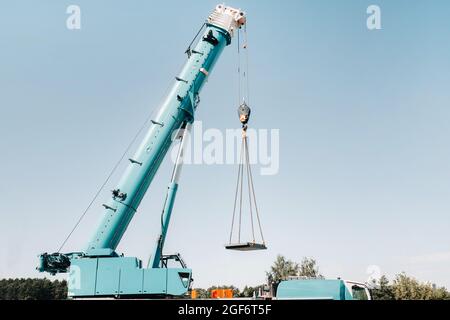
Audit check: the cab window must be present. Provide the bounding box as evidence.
[352,285,369,300]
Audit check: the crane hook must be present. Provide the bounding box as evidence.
[238,101,251,130]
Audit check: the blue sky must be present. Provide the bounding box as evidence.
[1,0,450,289]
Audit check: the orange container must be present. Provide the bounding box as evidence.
[210,289,233,299]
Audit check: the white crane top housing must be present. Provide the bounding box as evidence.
[208,4,246,38]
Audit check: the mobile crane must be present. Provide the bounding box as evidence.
[37,4,247,298]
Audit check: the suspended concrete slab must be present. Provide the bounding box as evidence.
[225,242,267,251]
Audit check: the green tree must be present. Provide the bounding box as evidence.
[392,273,449,300]
[370,273,450,300]
[239,286,252,298]
[370,275,395,300]
[266,255,323,284]
[239,285,264,298]
[266,255,299,284]
[53,280,68,299]
[298,257,323,278]
[0,278,68,300]
[430,286,450,300]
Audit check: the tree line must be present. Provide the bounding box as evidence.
[371,273,449,300]
[0,278,67,300]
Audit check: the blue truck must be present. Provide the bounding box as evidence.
[275,278,371,300]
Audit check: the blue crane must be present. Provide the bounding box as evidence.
[37,4,247,298]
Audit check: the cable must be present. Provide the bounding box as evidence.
[58,22,210,253]
[228,23,265,247]
[244,23,251,106]
[247,145,265,244]
[244,136,256,242]
[185,22,206,57]
[237,28,242,106]
[229,136,245,244]
[57,112,156,253]
[89,22,204,252]
[238,140,244,243]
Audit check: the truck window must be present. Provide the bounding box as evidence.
[351,285,369,300]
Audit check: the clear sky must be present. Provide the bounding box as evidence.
[1,0,450,290]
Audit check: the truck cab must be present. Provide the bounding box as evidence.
[275,278,371,300]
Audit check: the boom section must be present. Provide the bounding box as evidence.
[86,6,246,256]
